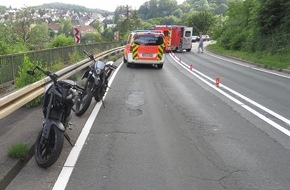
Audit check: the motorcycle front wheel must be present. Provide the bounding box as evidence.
[34,125,64,168]
[75,89,92,116]
[94,88,102,102]
[94,80,108,102]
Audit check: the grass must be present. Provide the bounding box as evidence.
[206,44,290,71]
[7,143,29,160]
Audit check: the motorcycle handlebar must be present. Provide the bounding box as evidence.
[107,64,117,69]
[31,66,58,82]
[83,50,95,61]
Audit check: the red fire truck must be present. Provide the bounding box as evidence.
[153,25,193,52]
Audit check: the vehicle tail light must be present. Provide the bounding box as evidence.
[129,45,133,52]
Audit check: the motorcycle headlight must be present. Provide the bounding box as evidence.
[96,68,101,74]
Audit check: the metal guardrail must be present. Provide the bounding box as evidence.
[0,46,124,120]
[0,42,120,85]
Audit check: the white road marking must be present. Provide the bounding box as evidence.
[252,67,290,79]
[53,62,123,190]
[169,53,290,137]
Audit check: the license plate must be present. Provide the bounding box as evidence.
[142,53,153,57]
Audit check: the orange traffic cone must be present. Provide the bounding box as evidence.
[189,64,193,71]
[215,77,220,87]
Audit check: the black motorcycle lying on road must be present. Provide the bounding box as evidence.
[27,66,84,168]
[75,51,117,116]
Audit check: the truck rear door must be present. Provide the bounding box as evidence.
[182,27,193,50]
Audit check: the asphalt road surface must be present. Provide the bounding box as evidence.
[7,44,290,190]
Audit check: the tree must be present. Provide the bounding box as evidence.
[157,0,178,17]
[138,2,151,19]
[254,0,290,52]
[138,0,158,19]
[178,2,192,13]
[138,0,179,19]
[59,19,73,37]
[38,9,46,17]
[216,1,251,50]
[27,24,50,50]
[0,23,28,54]
[0,6,6,14]
[81,32,103,44]
[163,15,180,25]
[188,11,216,35]
[91,20,103,33]
[14,9,33,44]
[172,8,183,18]
[102,28,114,41]
[214,4,228,15]
[256,0,286,36]
[131,10,142,29]
[114,6,122,23]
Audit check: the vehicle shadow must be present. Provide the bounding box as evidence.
[126,64,163,70]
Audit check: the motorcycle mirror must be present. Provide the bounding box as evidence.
[89,54,94,60]
[27,70,35,76]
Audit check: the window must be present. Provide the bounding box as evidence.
[185,31,191,37]
[133,35,164,46]
[127,34,133,44]
[163,31,169,37]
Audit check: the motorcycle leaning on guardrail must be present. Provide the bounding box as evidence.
[27,66,84,168]
[75,50,117,116]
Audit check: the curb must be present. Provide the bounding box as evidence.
[0,107,40,190]
[0,144,35,190]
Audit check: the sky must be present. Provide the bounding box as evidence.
[1,0,185,12]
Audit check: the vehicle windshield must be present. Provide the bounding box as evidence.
[94,60,105,70]
[133,35,164,46]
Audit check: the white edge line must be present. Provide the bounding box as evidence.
[252,67,290,79]
[52,61,123,190]
[207,51,290,79]
[169,53,290,137]
[205,51,250,68]
[242,104,290,136]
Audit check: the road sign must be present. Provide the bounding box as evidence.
[74,27,80,43]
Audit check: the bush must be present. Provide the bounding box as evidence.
[49,34,74,48]
[68,51,82,64]
[217,29,232,50]
[229,30,247,50]
[7,143,29,160]
[15,55,45,107]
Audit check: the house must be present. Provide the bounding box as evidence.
[48,22,61,34]
[75,25,96,34]
[102,18,116,29]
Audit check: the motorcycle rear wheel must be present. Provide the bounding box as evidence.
[75,89,92,116]
[34,125,64,168]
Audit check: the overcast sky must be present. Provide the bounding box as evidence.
[1,0,185,12]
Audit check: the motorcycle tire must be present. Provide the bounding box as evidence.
[34,126,64,168]
[75,89,92,116]
[94,81,108,102]
[94,89,102,102]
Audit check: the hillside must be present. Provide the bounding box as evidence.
[31,2,112,15]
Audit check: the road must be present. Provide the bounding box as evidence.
[6,43,290,190]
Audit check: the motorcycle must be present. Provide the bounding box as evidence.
[27,66,84,168]
[75,50,117,116]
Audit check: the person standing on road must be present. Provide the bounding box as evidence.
[197,32,204,53]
